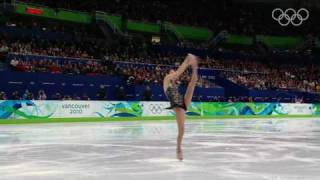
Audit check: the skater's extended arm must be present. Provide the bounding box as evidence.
[163,53,197,92]
[172,54,197,80]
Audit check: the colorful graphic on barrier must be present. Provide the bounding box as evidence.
[100,101,142,117]
[0,100,57,119]
[313,103,320,115]
[0,100,318,119]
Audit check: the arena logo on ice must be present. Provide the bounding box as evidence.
[62,103,90,114]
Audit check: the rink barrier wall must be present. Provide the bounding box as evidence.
[0,100,320,121]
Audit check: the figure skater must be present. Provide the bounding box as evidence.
[163,53,198,161]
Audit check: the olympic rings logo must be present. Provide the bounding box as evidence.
[272,8,309,26]
[149,104,165,114]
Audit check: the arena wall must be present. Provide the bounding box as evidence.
[0,100,319,120]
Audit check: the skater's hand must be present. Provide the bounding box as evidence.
[187,53,197,60]
[187,53,198,66]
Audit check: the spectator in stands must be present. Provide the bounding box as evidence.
[11,91,20,100]
[82,93,90,100]
[96,85,107,100]
[0,41,9,53]
[0,91,7,100]
[0,41,9,62]
[295,97,304,103]
[37,90,47,100]
[62,95,72,100]
[73,94,81,100]
[23,89,34,100]
[10,58,19,69]
[52,92,62,100]
[316,84,320,92]
[116,86,126,100]
[142,86,152,101]
[49,61,62,74]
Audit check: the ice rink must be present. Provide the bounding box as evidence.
[1,118,320,180]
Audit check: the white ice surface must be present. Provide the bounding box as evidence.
[1,118,320,180]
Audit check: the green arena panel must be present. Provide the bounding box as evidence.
[256,35,304,48]
[172,24,213,41]
[126,20,161,34]
[56,10,92,24]
[225,35,253,45]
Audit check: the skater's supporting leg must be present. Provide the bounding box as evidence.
[174,107,185,161]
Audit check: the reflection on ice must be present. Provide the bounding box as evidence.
[0,118,320,180]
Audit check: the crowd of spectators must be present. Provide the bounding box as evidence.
[0,89,46,100]
[4,36,320,93]
[8,52,320,93]
[4,38,105,59]
[1,14,320,94]
[0,89,91,100]
[0,88,312,103]
[10,58,112,76]
[226,72,320,92]
[220,61,320,93]
[117,63,218,88]
[8,55,218,88]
